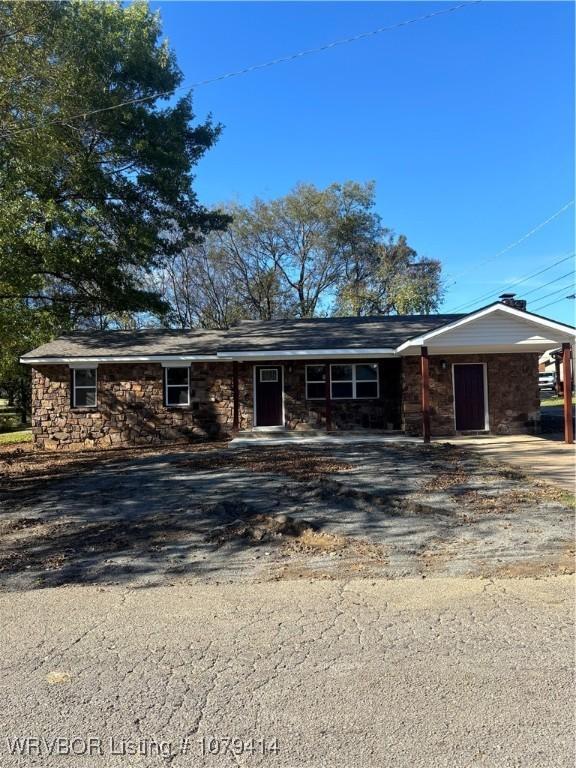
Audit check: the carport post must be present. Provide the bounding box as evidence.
[324,363,332,432]
[232,361,240,432]
[562,343,573,444]
[420,346,431,444]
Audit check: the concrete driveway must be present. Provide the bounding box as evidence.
[0,576,572,768]
[445,434,576,491]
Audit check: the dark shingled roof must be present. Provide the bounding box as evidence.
[223,315,465,352]
[21,328,226,359]
[21,314,465,360]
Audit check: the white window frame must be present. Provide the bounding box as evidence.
[165,366,191,407]
[305,364,380,400]
[305,364,326,400]
[259,368,279,383]
[72,367,97,408]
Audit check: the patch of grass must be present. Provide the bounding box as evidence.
[540,395,576,407]
[0,430,32,446]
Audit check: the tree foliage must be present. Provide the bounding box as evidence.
[0,0,226,320]
[0,0,226,404]
[157,182,444,327]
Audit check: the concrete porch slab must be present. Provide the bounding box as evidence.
[229,431,420,448]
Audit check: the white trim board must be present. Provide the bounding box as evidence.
[219,348,396,360]
[20,355,228,365]
[396,304,576,352]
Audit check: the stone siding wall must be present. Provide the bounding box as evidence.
[281,360,401,431]
[31,362,253,450]
[401,353,540,436]
[31,353,540,449]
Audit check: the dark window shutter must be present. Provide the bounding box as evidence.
[162,368,166,407]
[70,369,74,408]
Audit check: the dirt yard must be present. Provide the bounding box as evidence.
[0,440,573,590]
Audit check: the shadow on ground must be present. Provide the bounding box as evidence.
[0,442,573,590]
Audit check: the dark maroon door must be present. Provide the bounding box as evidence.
[454,364,486,430]
[255,366,283,426]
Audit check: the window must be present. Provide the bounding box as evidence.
[305,363,379,400]
[165,366,190,406]
[259,368,278,383]
[72,368,97,408]
[305,365,326,399]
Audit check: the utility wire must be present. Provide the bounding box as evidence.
[445,200,575,309]
[445,252,575,312]
[1,1,480,139]
[519,271,575,300]
[528,283,576,308]
[531,295,575,313]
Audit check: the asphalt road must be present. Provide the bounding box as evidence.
[0,576,573,768]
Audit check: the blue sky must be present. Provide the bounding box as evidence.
[151,1,575,324]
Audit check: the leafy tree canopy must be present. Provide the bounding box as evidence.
[0,0,227,323]
[156,181,444,328]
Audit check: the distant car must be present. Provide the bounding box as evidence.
[538,373,556,391]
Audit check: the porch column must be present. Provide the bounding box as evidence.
[562,343,573,444]
[554,352,562,396]
[420,346,431,443]
[232,361,240,432]
[324,363,332,432]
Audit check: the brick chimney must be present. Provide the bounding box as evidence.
[499,293,526,311]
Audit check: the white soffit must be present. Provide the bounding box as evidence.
[396,304,576,352]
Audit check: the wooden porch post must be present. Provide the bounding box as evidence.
[324,363,332,432]
[554,353,562,396]
[562,343,573,444]
[232,361,240,432]
[420,346,431,444]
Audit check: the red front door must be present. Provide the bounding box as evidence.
[255,366,283,426]
[454,364,486,431]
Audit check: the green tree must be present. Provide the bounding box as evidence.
[336,235,444,316]
[0,0,227,324]
[162,182,442,322]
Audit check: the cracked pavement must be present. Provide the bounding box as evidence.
[0,576,573,767]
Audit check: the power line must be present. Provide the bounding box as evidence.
[1,1,481,139]
[528,283,575,308]
[449,252,575,310]
[531,295,575,313]
[520,271,575,299]
[445,200,575,309]
[445,251,575,313]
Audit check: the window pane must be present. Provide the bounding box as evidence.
[356,364,378,381]
[75,368,96,387]
[75,387,96,407]
[167,367,188,385]
[332,382,353,399]
[306,365,325,382]
[356,381,378,399]
[331,365,353,382]
[306,383,325,399]
[167,385,189,405]
[260,368,278,382]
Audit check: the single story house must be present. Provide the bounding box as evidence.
[21,300,576,450]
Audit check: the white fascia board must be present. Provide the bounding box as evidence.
[218,348,396,360]
[395,303,576,352]
[20,355,226,365]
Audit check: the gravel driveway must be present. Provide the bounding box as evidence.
[0,441,573,590]
[0,576,573,768]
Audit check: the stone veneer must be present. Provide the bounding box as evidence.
[401,353,540,436]
[31,362,253,451]
[31,353,540,449]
